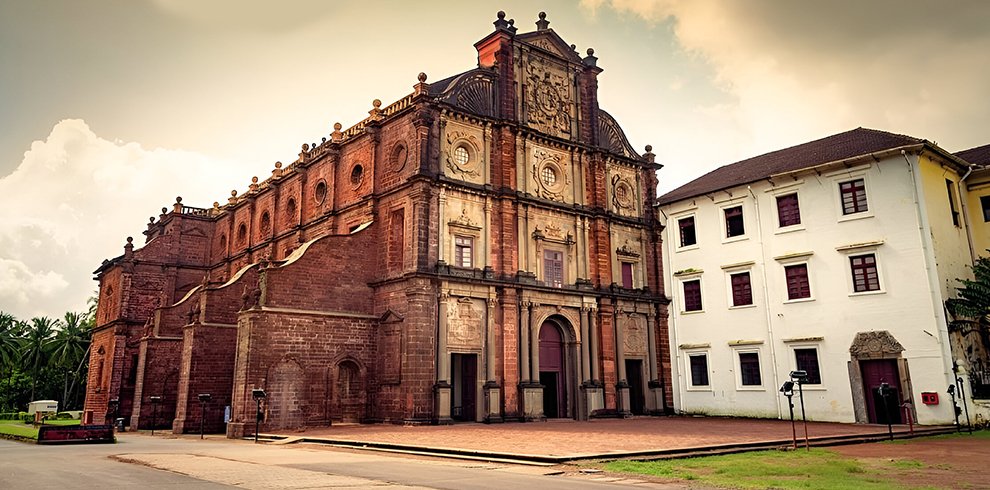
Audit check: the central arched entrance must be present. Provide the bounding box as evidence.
[539,321,567,418]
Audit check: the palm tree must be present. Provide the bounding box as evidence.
[21,317,59,401]
[0,312,22,409]
[51,312,91,409]
[946,254,990,355]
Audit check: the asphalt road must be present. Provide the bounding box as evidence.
[0,434,679,489]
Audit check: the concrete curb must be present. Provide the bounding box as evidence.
[256,425,957,464]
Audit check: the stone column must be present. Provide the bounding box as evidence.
[615,312,631,417]
[520,300,544,421]
[519,300,531,383]
[585,306,604,416]
[646,310,664,414]
[580,307,591,383]
[530,307,541,385]
[434,290,452,424]
[589,307,600,382]
[484,296,502,423]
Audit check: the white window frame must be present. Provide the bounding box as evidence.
[732,347,765,391]
[673,211,699,252]
[769,185,805,234]
[828,167,874,222]
[789,344,825,389]
[718,200,749,244]
[774,253,815,304]
[722,263,756,310]
[684,350,712,391]
[837,244,886,297]
[678,275,704,314]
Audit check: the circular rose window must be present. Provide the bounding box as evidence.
[350,164,364,186]
[541,166,557,186]
[453,146,470,166]
[314,181,327,204]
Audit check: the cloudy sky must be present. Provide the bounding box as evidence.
[2,0,988,319]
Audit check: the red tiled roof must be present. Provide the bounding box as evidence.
[954,144,990,166]
[657,128,925,205]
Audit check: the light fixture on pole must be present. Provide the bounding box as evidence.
[251,388,267,444]
[197,394,212,440]
[789,370,809,450]
[779,381,796,449]
[149,396,162,436]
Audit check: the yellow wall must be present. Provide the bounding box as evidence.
[917,153,973,298]
[966,169,990,258]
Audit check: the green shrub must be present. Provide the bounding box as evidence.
[21,413,33,424]
[56,412,73,420]
[0,412,17,420]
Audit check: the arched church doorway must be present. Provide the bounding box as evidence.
[539,320,567,418]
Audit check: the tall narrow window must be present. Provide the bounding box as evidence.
[689,354,709,387]
[839,178,868,215]
[776,193,801,227]
[724,206,745,237]
[621,263,634,289]
[683,279,702,312]
[785,264,811,300]
[850,253,880,292]
[388,210,404,271]
[946,179,960,227]
[739,352,762,386]
[544,250,564,287]
[730,272,753,306]
[982,196,990,222]
[678,216,696,247]
[454,236,473,268]
[794,348,822,384]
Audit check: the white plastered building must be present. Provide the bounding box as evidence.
[657,128,983,425]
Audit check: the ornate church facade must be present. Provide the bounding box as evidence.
[83,12,671,436]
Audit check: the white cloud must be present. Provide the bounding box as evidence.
[582,0,990,193]
[0,119,247,320]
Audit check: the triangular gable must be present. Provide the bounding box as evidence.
[516,30,583,64]
[379,309,404,324]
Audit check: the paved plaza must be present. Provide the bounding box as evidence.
[277,415,937,460]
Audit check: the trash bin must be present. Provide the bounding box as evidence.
[115,418,125,432]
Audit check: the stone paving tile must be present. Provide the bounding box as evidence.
[116,453,429,489]
[289,416,914,457]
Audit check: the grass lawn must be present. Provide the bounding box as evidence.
[606,448,910,490]
[0,419,81,439]
[605,431,990,489]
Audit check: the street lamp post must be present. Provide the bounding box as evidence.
[251,388,267,443]
[107,397,119,430]
[779,381,797,449]
[878,382,893,441]
[789,370,809,450]
[197,394,212,439]
[149,396,162,436]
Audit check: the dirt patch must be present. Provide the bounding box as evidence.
[833,434,989,489]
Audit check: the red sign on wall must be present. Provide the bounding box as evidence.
[921,392,939,405]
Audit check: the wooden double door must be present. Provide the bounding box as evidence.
[860,359,902,424]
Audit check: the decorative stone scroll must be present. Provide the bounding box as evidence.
[447,297,483,349]
[525,58,572,139]
[849,330,904,359]
[623,316,647,356]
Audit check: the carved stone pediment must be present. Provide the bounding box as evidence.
[849,331,904,358]
[525,57,572,139]
[623,316,647,356]
[447,297,483,348]
[448,208,481,231]
[616,241,640,258]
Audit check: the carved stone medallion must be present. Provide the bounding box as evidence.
[624,317,647,356]
[525,59,571,138]
[448,297,483,348]
[531,148,569,201]
[849,331,904,358]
